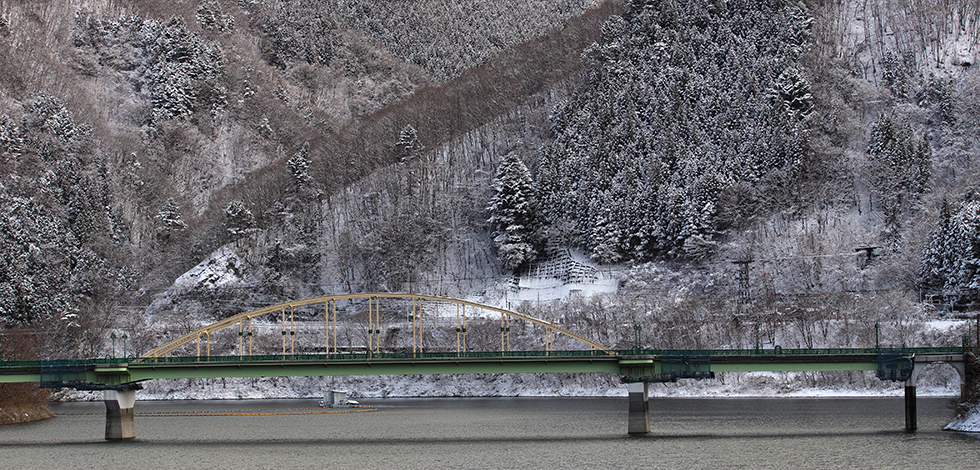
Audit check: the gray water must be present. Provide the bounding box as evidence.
[1,397,977,469]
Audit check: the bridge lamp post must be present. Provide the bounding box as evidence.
[110,332,117,359]
[633,324,642,352]
[122,334,128,360]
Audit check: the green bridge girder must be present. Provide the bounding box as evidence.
[0,347,966,388]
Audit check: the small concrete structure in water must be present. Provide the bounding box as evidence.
[322,390,359,408]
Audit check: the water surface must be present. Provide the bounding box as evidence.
[1,397,976,469]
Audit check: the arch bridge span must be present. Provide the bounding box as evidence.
[141,293,612,359]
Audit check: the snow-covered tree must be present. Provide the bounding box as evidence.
[776,67,814,120]
[394,124,424,162]
[287,142,313,188]
[590,201,622,263]
[0,194,77,325]
[919,191,980,305]
[196,0,235,32]
[867,114,931,241]
[224,200,256,238]
[0,114,23,160]
[488,153,541,271]
[156,198,187,239]
[955,193,980,296]
[881,50,918,100]
[22,95,89,143]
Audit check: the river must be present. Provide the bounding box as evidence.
[0,397,977,469]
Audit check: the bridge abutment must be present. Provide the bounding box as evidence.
[104,389,136,440]
[627,382,650,434]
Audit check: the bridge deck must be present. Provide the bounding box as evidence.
[0,347,965,387]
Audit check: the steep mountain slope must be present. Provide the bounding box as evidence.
[0,0,620,331]
[3,0,980,411]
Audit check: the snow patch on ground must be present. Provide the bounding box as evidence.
[945,404,980,433]
[508,250,619,303]
[172,246,246,290]
[509,278,619,303]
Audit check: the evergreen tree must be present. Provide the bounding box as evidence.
[867,114,931,241]
[918,197,956,292]
[0,195,74,325]
[196,0,235,32]
[956,193,980,295]
[0,114,23,161]
[249,1,335,68]
[224,200,256,238]
[287,142,313,188]
[487,153,541,271]
[919,191,980,305]
[590,200,622,263]
[394,124,424,162]
[776,67,814,120]
[73,14,226,123]
[156,198,187,239]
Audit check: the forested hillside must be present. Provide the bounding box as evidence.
[539,0,813,262]
[0,0,613,338]
[2,0,980,403]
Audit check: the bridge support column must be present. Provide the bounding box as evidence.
[904,370,917,432]
[104,389,136,440]
[627,382,650,434]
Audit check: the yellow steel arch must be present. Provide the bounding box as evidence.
[140,293,612,359]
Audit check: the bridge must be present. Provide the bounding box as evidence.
[0,293,971,440]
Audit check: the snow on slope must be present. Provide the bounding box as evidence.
[172,245,247,290]
[945,405,980,432]
[508,250,619,304]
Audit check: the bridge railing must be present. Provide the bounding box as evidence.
[132,346,966,365]
[130,349,615,364]
[639,347,967,357]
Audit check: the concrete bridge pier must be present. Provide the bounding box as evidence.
[904,372,916,432]
[104,389,136,440]
[627,382,650,434]
[904,354,969,433]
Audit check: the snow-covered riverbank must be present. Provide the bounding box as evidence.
[60,370,962,401]
[945,405,980,432]
[55,370,978,430]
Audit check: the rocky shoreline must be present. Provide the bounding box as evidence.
[0,404,54,425]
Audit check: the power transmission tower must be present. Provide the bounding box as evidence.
[733,258,753,304]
